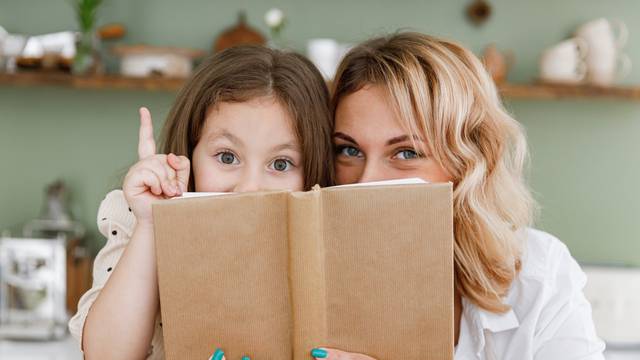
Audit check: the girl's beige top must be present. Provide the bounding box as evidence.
[68,190,165,359]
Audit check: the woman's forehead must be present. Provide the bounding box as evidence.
[335,87,413,139]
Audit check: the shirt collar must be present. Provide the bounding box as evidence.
[461,297,520,357]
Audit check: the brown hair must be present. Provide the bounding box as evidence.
[160,45,334,191]
[332,32,536,313]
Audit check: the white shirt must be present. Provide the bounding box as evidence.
[454,228,606,360]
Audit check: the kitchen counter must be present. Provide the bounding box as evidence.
[0,335,82,360]
[607,349,640,360]
[0,335,637,359]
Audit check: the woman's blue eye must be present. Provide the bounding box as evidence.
[396,149,419,160]
[271,158,292,172]
[339,146,362,158]
[216,151,238,165]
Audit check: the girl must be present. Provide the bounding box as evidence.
[68,45,334,360]
[309,32,604,360]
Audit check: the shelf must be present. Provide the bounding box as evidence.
[498,82,640,101]
[0,72,185,91]
[3,72,640,101]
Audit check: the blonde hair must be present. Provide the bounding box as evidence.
[332,32,536,313]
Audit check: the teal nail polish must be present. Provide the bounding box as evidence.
[241,357,250,360]
[311,348,327,358]
[211,348,224,360]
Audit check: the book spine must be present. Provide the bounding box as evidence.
[288,190,327,360]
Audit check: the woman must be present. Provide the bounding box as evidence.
[309,32,605,360]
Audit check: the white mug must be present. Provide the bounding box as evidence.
[539,38,588,84]
[2,34,27,73]
[307,38,343,80]
[0,26,7,69]
[576,18,631,85]
[0,25,7,48]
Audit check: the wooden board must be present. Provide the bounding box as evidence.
[498,82,640,101]
[3,72,640,100]
[0,72,185,91]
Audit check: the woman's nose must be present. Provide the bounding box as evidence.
[358,160,392,183]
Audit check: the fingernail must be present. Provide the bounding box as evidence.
[211,348,224,360]
[311,348,327,358]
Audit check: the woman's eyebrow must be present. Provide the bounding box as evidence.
[333,132,358,145]
[386,135,424,146]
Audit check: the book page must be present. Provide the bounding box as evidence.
[174,178,428,199]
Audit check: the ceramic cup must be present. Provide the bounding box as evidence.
[539,38,588,84]
[576,18,631,86]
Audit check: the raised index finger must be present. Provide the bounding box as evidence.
[138,107,156,160]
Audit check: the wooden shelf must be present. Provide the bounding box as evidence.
[498,82,640,101]
[0,72,185,91]
[3,72,640,101]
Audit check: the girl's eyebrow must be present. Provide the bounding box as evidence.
[333,132,358,145]
[207,130,242,146]
[271,142,300,152]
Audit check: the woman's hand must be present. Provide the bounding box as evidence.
[206,347,375,360]
[311,347,377,360]
[208,348,250,360]
[123,107,190,225]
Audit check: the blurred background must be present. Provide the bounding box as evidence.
[0,0,639,359]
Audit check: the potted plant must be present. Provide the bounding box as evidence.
[71,0,104,75]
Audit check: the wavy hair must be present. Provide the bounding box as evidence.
[332,32,536,313]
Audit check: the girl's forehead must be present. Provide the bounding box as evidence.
[200,99,300,148]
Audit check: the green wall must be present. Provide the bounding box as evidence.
[1,0,639,263]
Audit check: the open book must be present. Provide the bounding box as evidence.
[173,178,431,199]
[153,179,454,360]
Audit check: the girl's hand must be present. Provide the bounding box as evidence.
[123,107,190,226]
[311,347,377,360]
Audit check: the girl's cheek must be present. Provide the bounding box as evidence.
[261,168,304,191]
[194,164,238,193]
[291,172,305,191]
[194,162,304,192]
[268,169,304,191]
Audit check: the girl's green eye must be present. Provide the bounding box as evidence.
[338,146,362,158]
[217,151,238,165]
[272,159,292,172]
[396,149,419,160]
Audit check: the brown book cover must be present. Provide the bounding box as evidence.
[153,181,454,360]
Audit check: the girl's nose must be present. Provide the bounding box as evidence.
[233,168,263,193]
[233,179,261,193]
